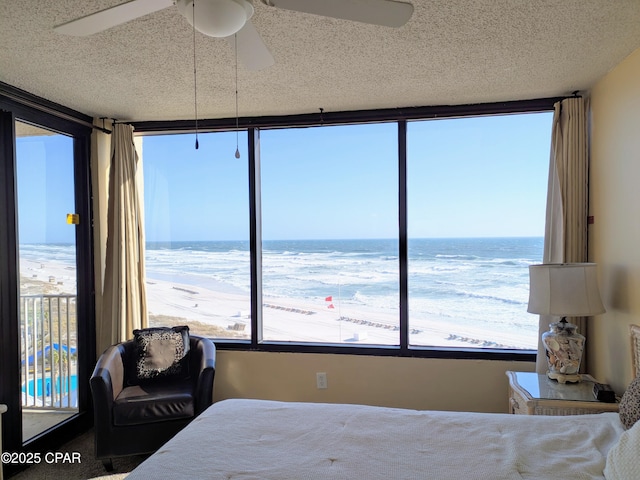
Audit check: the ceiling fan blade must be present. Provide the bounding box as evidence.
[226,21,275,71]
[263,0,413,28]
[54,0,174,36]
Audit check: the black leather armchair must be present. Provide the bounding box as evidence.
[90,334,215,471]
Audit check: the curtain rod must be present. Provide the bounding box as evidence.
[1,88,112,134]
[133,96,566,134]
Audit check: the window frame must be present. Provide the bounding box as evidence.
[0,83,95,464]
[133,97,562,362]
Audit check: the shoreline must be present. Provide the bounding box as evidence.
[19,258,537,350]
[146,272,536,349]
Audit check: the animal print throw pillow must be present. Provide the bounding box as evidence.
[133,326,190,383]
[618,376,640,429]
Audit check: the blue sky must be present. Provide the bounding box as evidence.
[407,112,553,238]
[15,111,553,243]
[143,111,553,241]
[16,133,76,244]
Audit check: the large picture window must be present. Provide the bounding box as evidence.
[260,124,399,344]
[138,103,554,357]
[142,131,251,339]
[407,113,552,350]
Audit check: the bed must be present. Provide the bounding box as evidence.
[124,326,640,480]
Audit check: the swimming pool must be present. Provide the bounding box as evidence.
[22,375,78,397]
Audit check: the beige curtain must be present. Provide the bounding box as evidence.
[97,123,148,355]
[537,97,589,372]
[91,118,113,359]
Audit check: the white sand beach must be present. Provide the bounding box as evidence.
[19,258,535,350]
[145,274,535,350]
[19,258,78,296]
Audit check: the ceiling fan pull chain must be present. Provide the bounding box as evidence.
[193,0,199,150]
[235,32,240,159]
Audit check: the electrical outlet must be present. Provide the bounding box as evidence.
[316,372,328,389]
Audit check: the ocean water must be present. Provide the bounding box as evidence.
[20,238,543,348]
[407,237,542,341]
[19,243,77,265]
[146,237,543,347]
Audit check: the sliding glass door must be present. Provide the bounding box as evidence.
[0,100,93,470]
[15,121,79,441]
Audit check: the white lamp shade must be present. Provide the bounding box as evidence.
[527,263,605,317]
[178,0,253,38]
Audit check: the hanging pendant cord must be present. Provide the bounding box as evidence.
[192,1,199,149]
[234,33,240,159]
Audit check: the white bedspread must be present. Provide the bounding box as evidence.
[125,398,624,480]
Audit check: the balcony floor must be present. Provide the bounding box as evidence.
[23,408,77,442]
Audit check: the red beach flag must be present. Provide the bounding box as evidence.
[327,304,335,309]
[325,296,332,302]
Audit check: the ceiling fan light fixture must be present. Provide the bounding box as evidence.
[178,0,253,38]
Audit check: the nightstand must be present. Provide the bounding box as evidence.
[506,371,619,415]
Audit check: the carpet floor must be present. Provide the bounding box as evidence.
[9,429,146,480]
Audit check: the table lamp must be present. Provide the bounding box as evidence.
[527,263,605,383]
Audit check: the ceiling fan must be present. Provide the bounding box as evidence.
[53,0,414,71]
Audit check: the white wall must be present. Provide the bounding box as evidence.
[588,47,640,392]
[213,350,534,413]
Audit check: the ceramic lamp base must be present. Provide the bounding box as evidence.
[547,371,581,384]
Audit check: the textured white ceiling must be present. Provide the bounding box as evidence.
[1,1,640,122]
